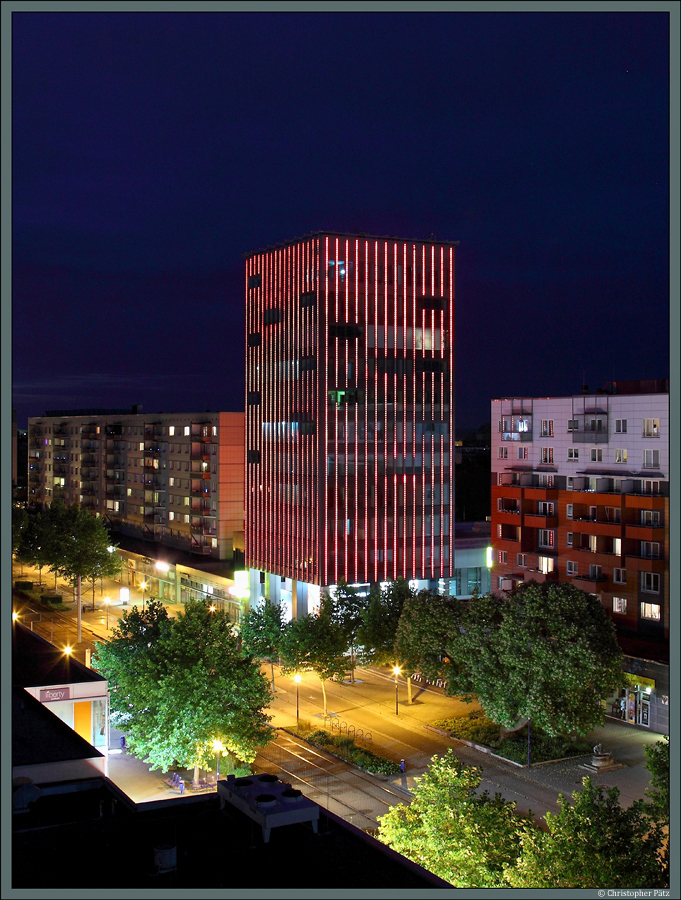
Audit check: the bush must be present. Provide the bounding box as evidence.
[302,729,400,775]
[14,581,34,591]
[433,712,592,764]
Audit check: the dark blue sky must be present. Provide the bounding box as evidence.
[11,10,670,429]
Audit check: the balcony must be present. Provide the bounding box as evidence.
[523,512,558,528]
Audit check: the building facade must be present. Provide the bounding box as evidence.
[245,233,457,616]
[490,384,669,732]
[27,408,244,563]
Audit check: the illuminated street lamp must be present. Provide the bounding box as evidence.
[293,674,301,725]
[12,611,19,622]
[212,739,223,786]
[392,665,401,715]
[103,596,110,632]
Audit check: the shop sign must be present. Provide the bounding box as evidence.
[40,687,70,702]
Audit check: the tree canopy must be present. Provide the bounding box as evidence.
[240,598,286,690]
[357,578,413,668]
[93,599,273,779]
[279,608,347,714]
[644,735,670,824]
[506,777,668,889]
[377,748,532,887]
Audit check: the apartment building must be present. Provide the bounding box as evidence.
[27,408,244,564]
[490,382,669,732]
[244,232,457,617]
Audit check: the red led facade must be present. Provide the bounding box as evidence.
[245,233,456,588]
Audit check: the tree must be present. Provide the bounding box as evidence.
[12,505,28,557]
[357,577,413,668]
[644,735,669,824]
[328,579,367,683]
[15,508,59,585]
[377,749,532,887]
[279,609,347,714]
[394,590,468,702]
[240,599,286,691]
[453,583,623,736]
[506,777,668,889]
[93,599,273,784]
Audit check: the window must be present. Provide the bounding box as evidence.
[640,602,661,621]
[613,597,627,614]
[640,510,661,526]
[642,418,660,437]
[640,572,660,594]
[498,551,507,564]
[517,447,528,460]
[247,274,261,289]
[642,480,660,495]
[538,556,554,574]
[588,564,602,579]
[567,419,578,432]
[498,447,508,459]
[263,307,283,325]
[566,532,573,547]
[590,449,603,462]
[640,541,661,559]
[589,506,597,520]
[169,511,175,521]
[538,474,555,487]
[467,568,482,593]
[539,529,555,548]
[247,450,261,463]
[614,448,627,463]
[184,426,190,436]
[540,447,554,464]
[613,568,626,584]
[566,477,574,491]
[566,561,578,575]
[643,449,660,469]
[516,553,527,567]
[613,537,621,556]
[540,419,554,437]
[300,291,315,307]
[538,501,554,515]
[247,332,261,347]
[567,448,579,461]
[566,503,573,519]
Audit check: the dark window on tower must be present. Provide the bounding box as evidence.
[300,356,316,372]
[263,308,283,326]
[415,358,446,374]
[247,333,261,347]
[247,392,261,406]
[247,450,261,463]
[418,296,446,311]
[300,291,316,307]
[329,323,363,339]
[247,274,261,289]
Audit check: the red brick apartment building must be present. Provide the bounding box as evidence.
[490,381,669,733]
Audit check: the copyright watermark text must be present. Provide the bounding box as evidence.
[597,892,669,898]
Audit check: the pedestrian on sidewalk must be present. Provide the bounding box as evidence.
[119,736,126,753]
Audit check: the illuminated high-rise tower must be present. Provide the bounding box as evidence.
[244,232,456,617]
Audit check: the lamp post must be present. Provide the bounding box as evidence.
[212,739,223,786]
[392,665,401,715]
[103,596,110,632]
[293,674,301,725]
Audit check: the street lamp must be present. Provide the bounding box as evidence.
[103,596,110,632]
[392,665,401,715]
[293,674,301,725]
[212,739,223,786]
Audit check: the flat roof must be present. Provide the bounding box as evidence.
[12,623,106,688]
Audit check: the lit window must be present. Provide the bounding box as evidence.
[640,602,661,621]
[614,449,627,463]
[540,447,553,464]
[642,418,660,437]
[613,597,627,614]
[540,420,554,437]
[538,529,555,548]
[537,556,554,574]
[184,426,190,436]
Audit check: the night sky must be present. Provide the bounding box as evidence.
[11,9,670,430]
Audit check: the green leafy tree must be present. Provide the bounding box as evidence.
[279,609,347,714]
[644,735,670,824]
[395,590,468,701]
[377,749,532,887]
[328,579,367,682]
[357,578,413,667]
[93,599,273,784]
[12,505,28,557]
[454,583,623,736]
[15,508,60,585]
[506,777,668,888]
[240,599,286,690]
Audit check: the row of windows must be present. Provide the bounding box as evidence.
[31,424,217,438]
[499,446,661,467]
[500,418,661,437]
